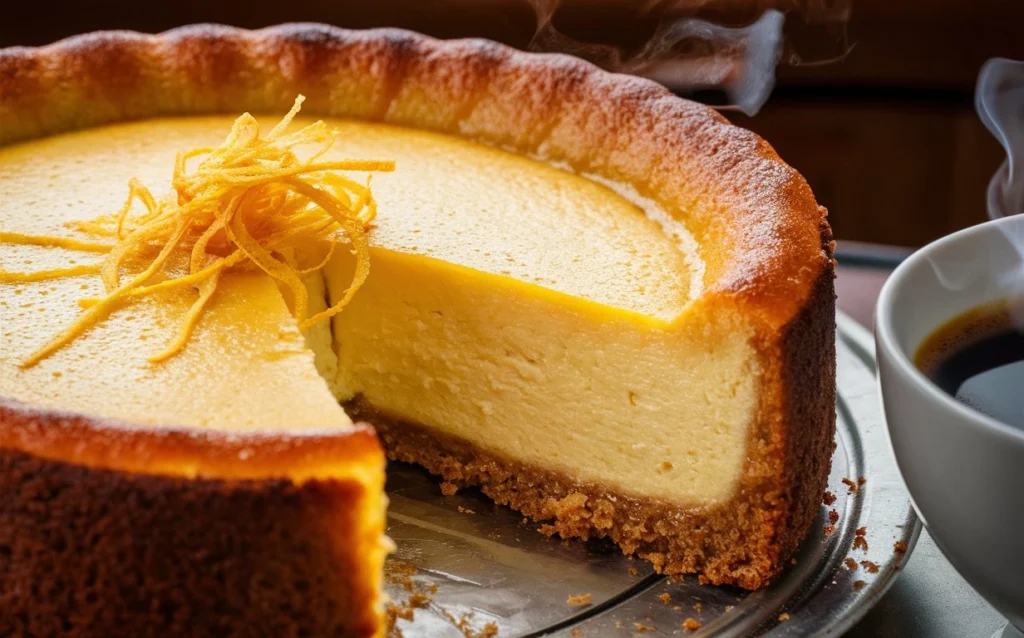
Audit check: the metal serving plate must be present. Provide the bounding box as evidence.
[385,312,920,637]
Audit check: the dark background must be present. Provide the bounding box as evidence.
[2,0,1022,247]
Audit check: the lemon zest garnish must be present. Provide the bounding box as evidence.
[0,95,394,367]
[0,264,102,283]
[77,251,247,309]
[147,271,222,364]
[19,219,190,368]
[0,232,112,253]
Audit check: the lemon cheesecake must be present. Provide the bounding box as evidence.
[0,25,836,637]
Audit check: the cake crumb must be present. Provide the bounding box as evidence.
[894,541,908,554]
[440,482,459,496]
[852,580,867,591]
[389,603,415,623]
[658,593,672,604]
[633,622,655,632]
[410,592,430,608]
[672,605,683,612]
[853,536,869,552]
[628,566,640,577]
[828,509,839,524]
[778,613,791,622]
[567,593,592,606]
[384,579,433,631]
[570,628,582,637]
[860,560,879,574]
[614,620,623,629]
[724,605,734,612]
[823,524,835,537]
[384,560,419,593]
[790,558,797,565]
[693,602,703,613]
[628,391,638,406]
[855,526,867,536]
[844,557,857,570]
[858,476,866,485]
[457,506,476,515]
[823,490,837,505]
[842,478,858,494]
[439,609,499,638]
[682,618,702,631]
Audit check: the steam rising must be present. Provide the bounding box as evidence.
[525,0,850,116]
[977,58,1024,221]
[975,58,1024,326]
[530,5,782,115]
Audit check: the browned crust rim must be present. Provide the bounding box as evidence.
[0,398,384,480]
[0,23,832,485]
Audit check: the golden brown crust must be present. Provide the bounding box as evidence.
[0,447,382,638]
[0,397,383,482]
[770,219,837,574]
[0,399,389,637]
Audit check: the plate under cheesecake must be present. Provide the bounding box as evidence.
[0,24,836,637]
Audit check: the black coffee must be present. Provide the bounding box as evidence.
[915,298,1024,429]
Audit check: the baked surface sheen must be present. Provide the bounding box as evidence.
[0,23,836,637]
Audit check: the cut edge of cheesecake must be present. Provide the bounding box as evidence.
[0,22,836,634]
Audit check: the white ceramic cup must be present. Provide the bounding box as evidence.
[876,214,1024,628]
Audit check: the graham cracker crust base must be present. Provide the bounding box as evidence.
[349,400,785,591]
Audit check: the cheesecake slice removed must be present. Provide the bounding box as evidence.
[0,25,836,638]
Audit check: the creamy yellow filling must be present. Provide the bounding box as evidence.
[324,249,755,504]
[0,115,754,506]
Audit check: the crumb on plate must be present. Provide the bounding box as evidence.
[567,593,592,606]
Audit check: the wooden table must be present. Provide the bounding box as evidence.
[834,243,1008,637]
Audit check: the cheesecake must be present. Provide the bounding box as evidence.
[0,24,836,637]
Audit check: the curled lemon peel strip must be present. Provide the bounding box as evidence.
[0,264,102,283]
[0,232,113,253]
[0,95,394,368]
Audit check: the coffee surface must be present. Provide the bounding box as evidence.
[916,298,1024,429]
